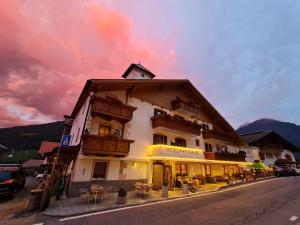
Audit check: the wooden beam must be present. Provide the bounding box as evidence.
[158,84,165,91]
[127,85,137,95]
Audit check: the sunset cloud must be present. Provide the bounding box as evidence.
[0,0,178,127]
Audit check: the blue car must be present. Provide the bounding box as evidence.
[0,164,26,199]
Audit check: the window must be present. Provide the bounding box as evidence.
[265,152,273,159]
[175,163,188,175]
[285,154,292,161]
[153,134,167,145]
[92,161,108,179]
[99,125,111,136]
[172,138,186,147]
[216,144,228,153]
[259,152,265,160]
[195,139,200,147]
[154,108,166,117]
[205,143,212,152]
[202,124,210,131]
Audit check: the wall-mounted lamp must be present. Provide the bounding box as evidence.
[132,162,137,167]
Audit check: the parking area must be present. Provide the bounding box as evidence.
[0,176,37,224]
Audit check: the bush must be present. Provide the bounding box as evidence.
[118,187,127,197]
[162,181,169,186]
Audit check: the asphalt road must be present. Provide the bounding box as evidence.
[24,177,300,225]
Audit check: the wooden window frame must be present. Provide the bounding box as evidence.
[99,124,111,136]
[173,137,187,147]
[91,160,109,180]
[205,143,212,152]
[175,163,188,176]
[153,134,168,145]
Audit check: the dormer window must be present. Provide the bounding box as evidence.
[122,63,156,79]
[202,124,210,131]
[154,108,166,117]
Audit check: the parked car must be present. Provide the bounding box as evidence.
[274,164,298,177]
[0,164,26,199]
[274,165,289,176]
[296,165,300,176]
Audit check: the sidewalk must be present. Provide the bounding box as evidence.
[42,183,226,217]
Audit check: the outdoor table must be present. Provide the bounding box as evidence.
[135,183,151,199]
[90,186,104,204]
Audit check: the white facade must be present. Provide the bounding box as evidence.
[69,90,249,184]
[242,146,295,167]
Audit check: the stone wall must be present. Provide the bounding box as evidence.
[68,179,147,197]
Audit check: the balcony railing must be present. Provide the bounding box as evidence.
[151,114,201,136]
[171,97,201,116]
[91,96,137,122]
[204,152,246,162]
[202,129,235,143]
[82,134,134,157]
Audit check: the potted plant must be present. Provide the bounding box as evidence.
[161,181,169,198]
[182,180,189,194]
[117,187,127,204]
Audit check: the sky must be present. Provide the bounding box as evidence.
[0,0,300,129]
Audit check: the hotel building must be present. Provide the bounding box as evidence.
[67,64,250,195]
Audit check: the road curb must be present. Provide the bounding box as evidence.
[218,176,277,191]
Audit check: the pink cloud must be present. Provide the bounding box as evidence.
[0,0,179,128]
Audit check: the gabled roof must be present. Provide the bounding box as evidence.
[38,141,59,155]
[0,143,8,151]
[70,78,247,146]
[22,159,44,168]
[122,63,156,78]
[240,130,299,152]
[239,130,273,144]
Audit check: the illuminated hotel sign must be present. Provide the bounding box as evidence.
[149,145,204,160]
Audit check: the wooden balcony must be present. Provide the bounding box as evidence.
[202,129,235,143]
[151,114,201,136]
[82,134,134,157]
[91,96,137,122]
[204,152,246,162]
[171,97,201,116]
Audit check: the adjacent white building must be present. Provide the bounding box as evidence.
[239,131,297,166]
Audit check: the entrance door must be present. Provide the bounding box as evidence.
[152,164,163,190]
[163,165,173,190]
[205,164,211,176]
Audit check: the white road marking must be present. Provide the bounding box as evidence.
[59,177,286,222]
[33,223,44,225]
[289,216,298,222]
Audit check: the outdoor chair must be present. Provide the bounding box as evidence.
[134,182,143,196]
[103,186,113,192]
[142,184,152,198]
[79,188,93,205]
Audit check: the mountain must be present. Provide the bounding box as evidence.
[0,121,64,151]
[237,118,300,149]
